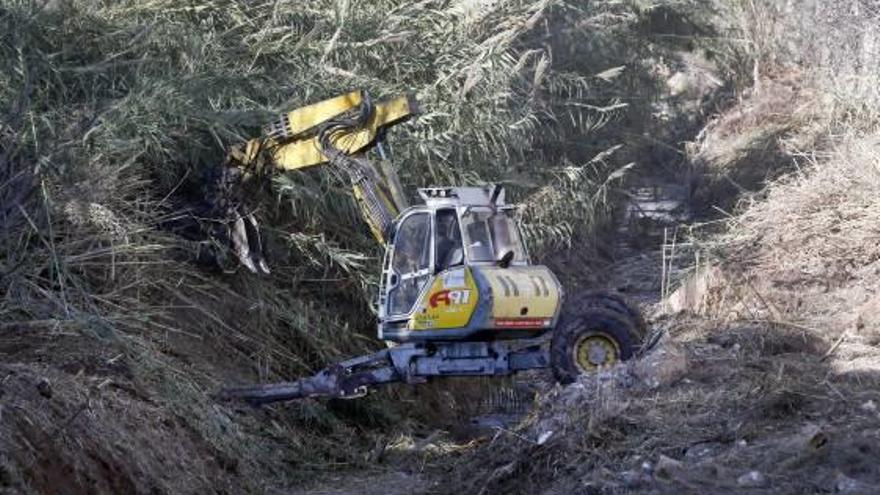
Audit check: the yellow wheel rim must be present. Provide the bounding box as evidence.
[573,333,620,373]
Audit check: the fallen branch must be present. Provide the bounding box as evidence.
[820,329,848,362]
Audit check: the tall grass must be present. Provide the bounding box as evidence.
[0,2,666,483]
[707,0,880,124]
[0,0,651,380]
[0,0,756,490]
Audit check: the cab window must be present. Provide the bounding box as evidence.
[388,212,431,315]
[435,209,463,272]
[461,207,527,263]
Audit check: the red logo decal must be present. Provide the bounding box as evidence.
[430,290,451,308]
[429,289,471,308]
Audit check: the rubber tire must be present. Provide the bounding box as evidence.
[550,307,637,385]
[566,290,648,344]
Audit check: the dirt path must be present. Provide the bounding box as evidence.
[610,177,692,305]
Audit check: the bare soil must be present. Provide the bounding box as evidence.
[0,337,239,494]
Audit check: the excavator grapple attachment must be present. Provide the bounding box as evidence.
[204,90,415,273]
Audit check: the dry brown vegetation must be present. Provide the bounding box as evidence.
[3,0,880,493]
[426,1,880,494]
[441,315,880,494]
[0,1,686,492]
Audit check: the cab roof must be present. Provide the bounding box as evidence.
[417,185,506,208]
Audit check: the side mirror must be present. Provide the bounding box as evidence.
[498,250,514,268]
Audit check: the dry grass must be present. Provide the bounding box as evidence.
[0,0,669,491]
[717,136,880,299]
[674,0,880,323]
[434,2,880,493]
[439,314,880,494]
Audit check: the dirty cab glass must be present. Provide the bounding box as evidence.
[389,212,431,315]
[435,209,463,272]
[461,208,526,263]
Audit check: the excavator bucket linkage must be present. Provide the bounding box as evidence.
[210,90,416,274]
[218,338,550,406]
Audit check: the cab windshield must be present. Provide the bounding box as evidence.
[460,207,527,263]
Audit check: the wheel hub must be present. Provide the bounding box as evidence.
[573,333,620,372]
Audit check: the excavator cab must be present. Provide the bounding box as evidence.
[377,186,564,344]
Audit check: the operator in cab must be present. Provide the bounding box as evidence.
[435,209,463,272]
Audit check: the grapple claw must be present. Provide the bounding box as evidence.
[230,210,269,274]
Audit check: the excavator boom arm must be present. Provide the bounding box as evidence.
[217,91,417,271]
[230,93,418,175]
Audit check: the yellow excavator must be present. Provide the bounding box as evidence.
[217,90,648,404]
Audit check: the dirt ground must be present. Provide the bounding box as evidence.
[0,337,239,494]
